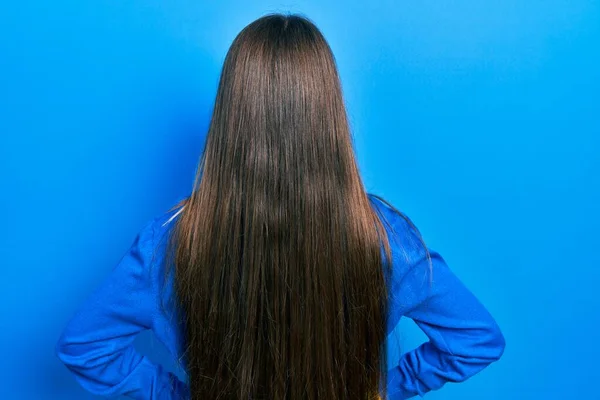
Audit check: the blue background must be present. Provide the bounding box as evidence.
[1,1,598,399]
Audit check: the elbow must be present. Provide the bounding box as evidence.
[494,329,506,360]
[54,332,131,396]
[467,320,506,366]
[55,331,92,373]
[55,334,66,362]
[55,333,76,370]
[446,322,506,383]
[485,321,506,362]
[463,319,506,364]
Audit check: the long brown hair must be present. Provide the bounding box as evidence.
[164,13,399,399]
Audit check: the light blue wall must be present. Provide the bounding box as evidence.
[1,1,598,399]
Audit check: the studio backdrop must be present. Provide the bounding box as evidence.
[1,1,598,399]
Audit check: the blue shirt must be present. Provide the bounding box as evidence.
[55,194,505,399]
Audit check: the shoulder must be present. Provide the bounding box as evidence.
[367,193,436,330]
[129,198,188,270]
[131,198,188,286]
[367,192,428,263]
[366,193,436,289]
[151,198,188,241]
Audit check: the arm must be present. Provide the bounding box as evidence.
[55,218,189,399]
[386,247,505,399]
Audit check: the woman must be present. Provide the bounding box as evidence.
[55,13,505,399]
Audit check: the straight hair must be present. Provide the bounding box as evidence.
[162,13,416,399]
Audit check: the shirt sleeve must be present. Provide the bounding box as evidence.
[385,230,506,398]
[55,218,190,400]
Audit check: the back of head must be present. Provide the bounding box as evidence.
[166,13,392,399]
